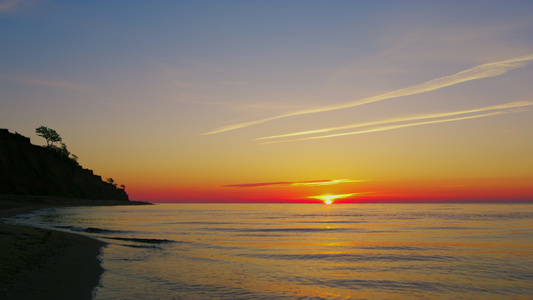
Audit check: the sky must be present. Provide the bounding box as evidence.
[1,0,533,203]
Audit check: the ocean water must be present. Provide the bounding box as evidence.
[7,203,533,299]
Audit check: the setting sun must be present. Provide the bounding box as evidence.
[308,193,357,204]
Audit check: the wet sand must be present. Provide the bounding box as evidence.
[0,196,149,299]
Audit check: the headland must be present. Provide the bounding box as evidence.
[0,129,151,299]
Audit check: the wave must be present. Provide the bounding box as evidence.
[103,237,179,244]
[323,278,446,293]
[297,220,367,224]
[357,245,442,251]
[164,221,254,225]
[54,225,127,234]
[238,252,456,262]
[119,244,164,249]
[204,227,350,233]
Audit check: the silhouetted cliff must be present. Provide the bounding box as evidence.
[0,129,129,201]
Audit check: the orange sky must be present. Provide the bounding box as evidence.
[1,2,533,203]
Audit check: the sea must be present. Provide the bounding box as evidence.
[6,203,533,299]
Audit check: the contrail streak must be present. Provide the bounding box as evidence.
[1,74,95,92]
[204,53,533,135]
[261,110,523,144]
[257,101,533,141]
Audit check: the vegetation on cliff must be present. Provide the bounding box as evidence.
[0,128,129,201]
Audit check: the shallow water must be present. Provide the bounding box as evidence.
[8,203,533,299]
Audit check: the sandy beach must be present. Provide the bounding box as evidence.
[0,196,147,300]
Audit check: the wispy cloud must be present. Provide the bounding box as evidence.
[0,0,45,13]
[263,111,520,144]
[0,0,22,12]
[257,101,533,141]
[1,75,95,92]
[223,179,365,188]
[204,53,533,135]
[501,129,516,133]
[220,80,246,86]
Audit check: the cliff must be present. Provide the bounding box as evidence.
[0,129,129,201]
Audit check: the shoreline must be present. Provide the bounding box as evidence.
[0,195,150,299]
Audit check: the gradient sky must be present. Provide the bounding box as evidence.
[2,1,533,203]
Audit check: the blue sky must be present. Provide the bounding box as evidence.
[2,0,533,201]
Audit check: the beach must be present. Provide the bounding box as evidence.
[0,196,145,300]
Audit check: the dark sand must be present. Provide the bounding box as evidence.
[0,196,149,300]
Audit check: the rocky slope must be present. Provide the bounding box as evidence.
[0,129,129,201]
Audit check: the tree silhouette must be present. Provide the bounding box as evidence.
[106,178,118,187]
[35,126,62,147]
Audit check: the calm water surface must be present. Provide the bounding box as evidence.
[9,203,533,299]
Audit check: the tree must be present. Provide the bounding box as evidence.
[120,184,126,190]
[106,178,117,187]
[35,126,62,147]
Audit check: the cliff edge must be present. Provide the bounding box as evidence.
[0,129,129,201]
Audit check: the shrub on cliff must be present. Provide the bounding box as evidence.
[35,126,78,164]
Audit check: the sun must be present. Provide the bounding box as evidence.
[319,195,338,204]
[308,193,357,204]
